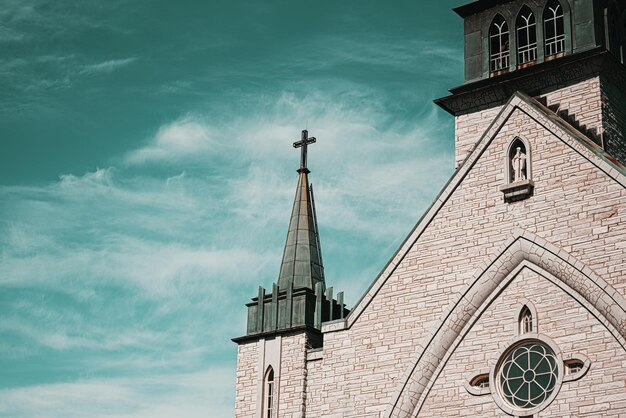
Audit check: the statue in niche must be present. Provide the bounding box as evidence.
[512,146,527,182]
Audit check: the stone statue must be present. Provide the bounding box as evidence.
[512,147,527,182]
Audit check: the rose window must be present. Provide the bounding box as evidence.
[466,306,589,415]
[498,342,559,409]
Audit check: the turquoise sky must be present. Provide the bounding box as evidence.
[0,1,465,416]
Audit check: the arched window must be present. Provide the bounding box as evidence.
[544,0,566,57]
[517,6,538,65]
[519,306,533,334]
[564,360,584,376]
[471,374,490,389]
[507,138,530,183]
[263,367,275,418]
[490,14,510,73]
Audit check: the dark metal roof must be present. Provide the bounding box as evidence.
[276,166,325,290]
[454,0,517,18]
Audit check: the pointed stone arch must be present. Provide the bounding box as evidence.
[489,13,511,73]
[505,136,532,183]
[385,230,625,418]
[262,366,275,418]
[516,299,537,335]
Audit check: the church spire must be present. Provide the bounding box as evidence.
[277,129,325,289]
[234,129,348,339]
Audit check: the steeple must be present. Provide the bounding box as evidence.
[277,129,325,289]
[234,129,348,339]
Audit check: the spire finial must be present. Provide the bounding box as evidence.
[293,129,316,172]
[277,129,324,290]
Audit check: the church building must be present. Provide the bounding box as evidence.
[233,0,626,416]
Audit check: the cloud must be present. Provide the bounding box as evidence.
[1,63,455,418]
[126,118,216,164]
[0,367,233,418]
[0,167,275,372]
[79,58,136,75]
[312,36,463,72]
[0,0,130,43]
[124,91,454,239]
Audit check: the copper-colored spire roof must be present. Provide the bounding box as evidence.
[277,130,325,289]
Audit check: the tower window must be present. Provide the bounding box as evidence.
[263,367,275,418]
[490,14,510,73]
[544,0,565,58]
[516,6,537,65]
[519,306,533,334]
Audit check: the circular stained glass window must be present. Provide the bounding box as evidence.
[498,342,559,409]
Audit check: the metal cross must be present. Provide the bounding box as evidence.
[293,129,316,170]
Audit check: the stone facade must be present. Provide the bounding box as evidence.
[235,89,626,418]
[303,93,626,418]
[420,268,626,417]
[233,1,626,416]
[235,342,259,418]
[454,76,607,169]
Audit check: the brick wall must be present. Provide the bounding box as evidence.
[541,77,603,142]
[236,81,625,416]
[234,332,314,418]
[235,342,259,418]
[454,78,605,168]
[276,333,308,418]
[304,354,323,414]
[455,106,502,168]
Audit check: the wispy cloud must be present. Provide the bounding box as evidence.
[124,90,453,239]
[1,79,454,414]
[126,117,215,164]
[79,57,136,75]
[312,36,463,71]
[0,0,130,43]
[0,1,463,416]
[0,367,232,418]
[0,166,275,375]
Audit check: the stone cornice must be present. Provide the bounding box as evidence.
[435,49,626,116]
[231,324,321,345]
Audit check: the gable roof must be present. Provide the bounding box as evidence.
[322,91,626,334]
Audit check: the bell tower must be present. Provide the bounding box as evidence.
[436,0,626,169]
